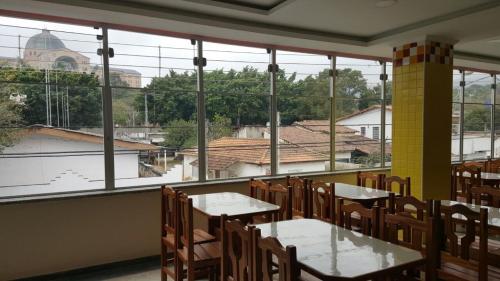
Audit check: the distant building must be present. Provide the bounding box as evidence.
[0,29,141,88]
[336,105,393,141]
[0,126,157,190]
[180,137,330,180]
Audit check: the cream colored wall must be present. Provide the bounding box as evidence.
[0,169,389,281]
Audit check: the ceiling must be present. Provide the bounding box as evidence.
[2,0,500,71]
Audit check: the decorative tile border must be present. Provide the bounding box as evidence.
[393,41,453,67]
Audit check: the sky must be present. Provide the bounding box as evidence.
[0,15,388,88]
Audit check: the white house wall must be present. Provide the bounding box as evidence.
[337,109,392,141]
[0,134,139,188]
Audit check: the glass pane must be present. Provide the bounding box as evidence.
[451,102,461,162]
[335,58,383,169]
[464,71,491,104]
[463,104,491,160]
[0,17,104,197]
[385,62,393,167]
[452,69,462,103]
[204,43,270,179]
[276,51,330,174]
[108,30,198,184]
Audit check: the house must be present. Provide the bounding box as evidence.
[336,105,392,141]
[180,137,330,180]
[0,125,159,194]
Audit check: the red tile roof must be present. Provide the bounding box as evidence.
[182,137,328,170]
[293,120,357,134]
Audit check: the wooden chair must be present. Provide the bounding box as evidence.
[467,185,500,207]
[309,181,335,224]
[252,228,299,281]
[337,198,379,238]
[379,200,438,280]
[388,192,428,221]
[384,175,411,197]
[220,214,256,281]
[436,202,499,281]
[486,159,500,173]
[175,194,221,281]
[286,176,310,219]
[161,186,215,281]
[452,164,481,201]
[268,183,293,221]
[357,171,385,190]
[249,178,270,202]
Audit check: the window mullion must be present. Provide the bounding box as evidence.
[100,26,115,190]
[329,56,337,172]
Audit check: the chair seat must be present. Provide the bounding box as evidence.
[298,270,321,281]
[454,234,500,266]
[177,241,221,267]
[162,228,215,248]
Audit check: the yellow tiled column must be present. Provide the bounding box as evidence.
[392,41,453,200]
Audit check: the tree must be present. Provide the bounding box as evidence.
[0,66,23,151]
[207,114,232,141]
[0,66,103,129]
[464,107,490,131]
[163,119,197,149]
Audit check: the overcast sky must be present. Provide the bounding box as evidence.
[0,15,395,87]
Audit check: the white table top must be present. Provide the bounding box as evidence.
[255,219,424,280]
[189,192,280,218]
[441,200,500,229]
[461,171,500,181]
[335,182,393,201]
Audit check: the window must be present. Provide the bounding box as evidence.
[203,42,270,180]
[335,58,385,169]
[108,30,198,184]
[373,126,380,140]
[463,71,492,160]
[0,17,104,197]
[276,51,330,174]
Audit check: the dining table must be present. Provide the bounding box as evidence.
[255,218,425,280]
[189,192,281,234]
[333,182,394,208]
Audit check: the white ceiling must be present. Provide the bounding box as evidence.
[2,0,500,71]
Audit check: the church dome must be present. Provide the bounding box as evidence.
[25,29,66,50]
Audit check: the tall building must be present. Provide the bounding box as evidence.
[1,29,142,87]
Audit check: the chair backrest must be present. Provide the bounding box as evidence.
[437,202,488,280]
[337,198,379,237]
[220,214,256,281]
[388,193,429,221]
[253,229,299,281]
[286,176,310,218]
[380,201,438,280]
[384,176,411,196]
[453,164,481,200]
[357,171,384,190]
[467,185,500,207]
[249,178,270,202]
[161,185,177,236]
[487,159,500,173]
[176,193,194,262]
[268,183,293,221]
[310,181,335,224]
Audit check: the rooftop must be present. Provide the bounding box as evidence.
[183,137,329,170]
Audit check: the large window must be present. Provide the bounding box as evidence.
[108,30,198,186]
[203,43,270,180]
[0,15,406,198]
[276,51,330,174]
[335,58,388,169]
[0,18,105,197]
[452,70,497,161]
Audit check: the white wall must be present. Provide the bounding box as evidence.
[337,108,392,141]
[0,134,139,188]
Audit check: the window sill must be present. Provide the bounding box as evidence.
[0,167,391,205]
